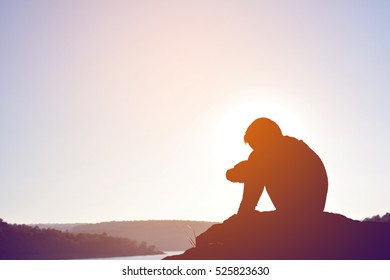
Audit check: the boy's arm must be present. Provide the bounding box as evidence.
[226,160,250,183]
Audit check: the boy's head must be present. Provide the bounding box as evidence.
[244,118,283,151]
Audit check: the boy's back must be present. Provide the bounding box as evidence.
[248,136,328,214]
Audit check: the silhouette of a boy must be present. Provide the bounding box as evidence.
[226,118,328,215]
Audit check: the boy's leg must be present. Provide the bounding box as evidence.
[238,182,264,214]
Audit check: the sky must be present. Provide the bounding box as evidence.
[1,0,390,224]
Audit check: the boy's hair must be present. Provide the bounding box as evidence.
[244,118,283,144]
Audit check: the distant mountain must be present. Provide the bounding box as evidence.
[166,211,390,260]
[0,218,161,260]
[31,223,87,231]
[36,220,216,251]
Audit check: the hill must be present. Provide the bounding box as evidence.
[0,219,161,260]
[37,220,215,251]
[165,211,390,260]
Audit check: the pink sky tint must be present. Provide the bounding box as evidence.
[1,1,390,223]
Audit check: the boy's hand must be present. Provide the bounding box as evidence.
[226,161,249,183]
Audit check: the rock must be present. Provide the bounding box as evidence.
[164,211,390,260]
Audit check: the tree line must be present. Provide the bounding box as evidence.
[0,218,161,259]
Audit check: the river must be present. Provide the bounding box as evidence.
[92,251,184,260]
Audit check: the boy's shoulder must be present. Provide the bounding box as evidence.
[283,135,300,143]
[282,135,308,150]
